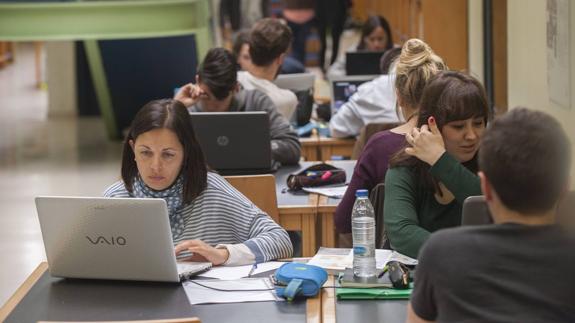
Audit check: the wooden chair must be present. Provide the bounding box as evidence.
[38,318,200,323]
[223,174,280,223]
[351,122,402,159]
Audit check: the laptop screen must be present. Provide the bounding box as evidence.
[189,111,272,174]
[345,51,385,75]
[330,75,378,113]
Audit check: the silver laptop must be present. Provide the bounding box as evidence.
[274,73,315,91]
[35,196,212,282]
[189,111,272,175]
[329,75,378,114]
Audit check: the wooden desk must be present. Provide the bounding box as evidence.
[300,136,320,161]
[1,262,320,323]
[317,160,357,248]
[298,134,356,162]
[317,137,356,161]
[275,162,320,257]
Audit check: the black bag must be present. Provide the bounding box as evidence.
[287,163,346,191]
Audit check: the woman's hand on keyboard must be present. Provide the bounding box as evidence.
[174,239,230,265]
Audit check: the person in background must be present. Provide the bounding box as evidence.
[329,46,402,139]
[104,99,293,265]
[334,39,445,246]
[232,28,304,74]
[327,14,394,79]
[232,29,252,71]
[239,18,298,120]
[174,48,301,166]
[315,0,350,72]
[407,108,575,322]
[384,71,491,258]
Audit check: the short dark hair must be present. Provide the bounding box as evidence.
[380,46,401,74]
[121,99,208,204]
[197,48,238,100]
[357,15,394,51]
[249,18,292,67]
[479,108,571,214]
[232,29,250,58]
[391,71,491,194]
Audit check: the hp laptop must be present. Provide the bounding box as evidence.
[345,51,385,75]
[35,196,212,282]
[329,75,379,114]
[189,111,273,175]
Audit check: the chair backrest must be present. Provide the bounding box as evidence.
[39,318,200,323]
[463,193,575,229]
[223,174,280,223]
[462,196,493,225]
[369,182,389,249]
[351,122,402,159]
[557,190,575,233]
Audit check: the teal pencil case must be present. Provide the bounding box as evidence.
[274,263,328,301]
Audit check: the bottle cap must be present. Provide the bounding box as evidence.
[355,189,368,197]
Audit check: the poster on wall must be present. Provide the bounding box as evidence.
[546,0,571,110]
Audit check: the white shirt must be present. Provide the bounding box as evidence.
[238,71,298,120]
[329,74,402,138]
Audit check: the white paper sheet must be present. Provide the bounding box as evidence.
[302,185,348,198]
[183,278,281,305]
[196,261,285,280]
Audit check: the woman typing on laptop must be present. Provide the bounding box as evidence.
[104,99,293,266]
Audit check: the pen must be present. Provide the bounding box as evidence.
[248,263,258,277]
[378,265,388,278]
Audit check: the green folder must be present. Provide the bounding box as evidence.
[335,280,413,300]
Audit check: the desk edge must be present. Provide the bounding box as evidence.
[0,262,48,322]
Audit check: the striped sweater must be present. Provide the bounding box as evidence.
[103,172,293,264]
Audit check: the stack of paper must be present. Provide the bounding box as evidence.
[307,247,417,274]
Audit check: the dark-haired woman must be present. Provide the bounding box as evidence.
[383,71,491,258]
[104,99,293,265]
[327,14,394,79]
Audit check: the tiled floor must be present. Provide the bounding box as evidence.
[0,43,122,305]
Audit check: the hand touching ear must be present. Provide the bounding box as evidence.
[405,117,446,166]
[173,83,206,108]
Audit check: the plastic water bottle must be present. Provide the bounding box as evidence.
[352,189,377,277]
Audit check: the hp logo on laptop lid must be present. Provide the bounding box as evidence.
[217,136,229,146]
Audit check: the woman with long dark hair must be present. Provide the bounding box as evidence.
[384,71,491,258]
[327,14,394,78]
[104,99,293,265]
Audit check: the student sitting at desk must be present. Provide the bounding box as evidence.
[174,47,301,166]
[104,99,293,266]
[327,14,394,79]
[384,71,490,258]
[407,108,575,322]
[238,18,298,120]
[328,46,402,138]
[334,39,446,242]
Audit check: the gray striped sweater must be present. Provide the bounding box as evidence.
[103,172,293,263]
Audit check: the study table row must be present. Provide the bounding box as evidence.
[0,262,408,323]
[274,160,355,257]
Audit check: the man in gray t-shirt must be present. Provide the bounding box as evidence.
[408,108,575,323]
